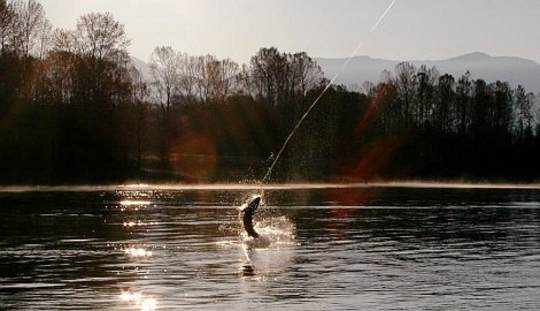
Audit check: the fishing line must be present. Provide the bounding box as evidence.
[371,0,398,33]
[261,0,399,184]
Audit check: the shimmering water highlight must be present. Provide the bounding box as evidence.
[1,187,540,310]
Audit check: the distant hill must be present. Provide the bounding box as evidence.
[131,52,540,94]
[130,56,153,81]
[316,52,540,93]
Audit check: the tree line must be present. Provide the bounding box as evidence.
[1,0,539,183]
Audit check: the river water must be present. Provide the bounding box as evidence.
[1,185,539,310]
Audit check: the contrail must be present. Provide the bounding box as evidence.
[262,0,399,183]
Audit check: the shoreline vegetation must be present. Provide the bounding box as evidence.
[1,181,540,193]
[1,0,540,185]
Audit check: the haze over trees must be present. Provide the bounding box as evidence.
[317,53,540,95]
[1,0,539,183]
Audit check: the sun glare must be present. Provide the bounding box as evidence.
[124,247,153,258]
[120,200,152,206]
[120,291,157,311]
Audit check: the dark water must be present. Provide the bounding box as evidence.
[1,186,540,310]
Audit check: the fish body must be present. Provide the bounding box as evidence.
[241,195,261,238]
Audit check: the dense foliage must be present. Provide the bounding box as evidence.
[1,0,539,183]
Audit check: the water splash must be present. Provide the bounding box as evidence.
[242,216,297,248]
[240,216,297,276]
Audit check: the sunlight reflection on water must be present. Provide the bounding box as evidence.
[124,247,153,258]
[120,200,152,206]
[2,187,540,310]
[120,290,157,311]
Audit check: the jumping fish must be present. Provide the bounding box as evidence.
[240,195,262,238]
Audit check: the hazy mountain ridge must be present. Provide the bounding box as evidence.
[315,52,540,93]
[131,52,540,94]
[130,56,153,81]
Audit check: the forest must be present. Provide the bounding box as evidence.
[1,0,539,184]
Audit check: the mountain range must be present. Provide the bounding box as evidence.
[131,52,540,94]
[315,52,540,93]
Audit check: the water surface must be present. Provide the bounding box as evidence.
[1,186,540,310]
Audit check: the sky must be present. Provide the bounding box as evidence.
[39,0,540,64]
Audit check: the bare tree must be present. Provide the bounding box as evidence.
[435,73,455,132]
[51,28,76,53]
[48,12,131,107]
[514,85,534,139]
[177,52,197,101]
[193,55,213,103]
[0,0,16,52]
[456,71,472,135]
[216,58,241,101]
[287,52,322,96]
[74,12,130,63]
[190,55,240,104]
[394,62,417,127]
[149,46,181,113]
[11,0,49,57]
[35,17,51,59]
[415,65,438,126]
[249,47,287,105]
[248,47,322,107]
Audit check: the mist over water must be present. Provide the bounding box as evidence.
[1,186,540,310]
[2,181,540,193]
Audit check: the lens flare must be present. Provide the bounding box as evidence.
[169,131,217,181]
